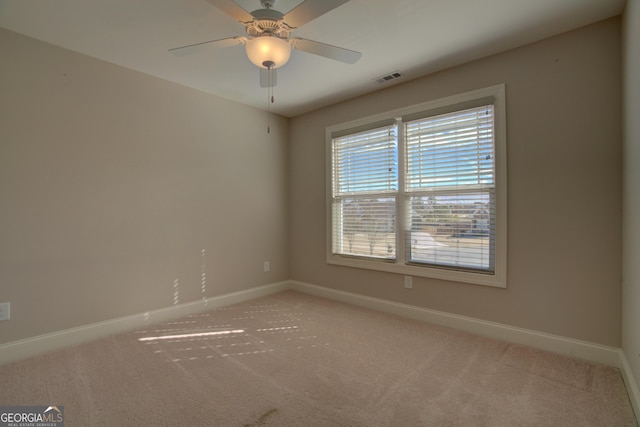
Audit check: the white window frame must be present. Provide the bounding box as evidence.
[326,85,507,288]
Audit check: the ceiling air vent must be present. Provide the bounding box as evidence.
[374,71,403,84]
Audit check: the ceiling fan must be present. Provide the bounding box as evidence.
[169,0,362,87]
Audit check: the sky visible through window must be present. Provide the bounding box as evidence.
[334,125,397,195]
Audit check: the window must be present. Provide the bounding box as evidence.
[327,85,507,287]
[331,122,398,260]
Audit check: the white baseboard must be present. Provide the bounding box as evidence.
[0,278,627,370]
[289,280,621,367]
[0,281,289,365]
[620,350,640,422]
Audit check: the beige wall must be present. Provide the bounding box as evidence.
[0,16,627,352]
[290,18,622,346]
[0,29,289,345]
[623,0,640,394]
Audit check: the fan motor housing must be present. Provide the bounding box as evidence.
[247,9,291,38]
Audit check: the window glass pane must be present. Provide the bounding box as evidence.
[405,105,495,272]
[333,197,396,259]
[408,192,494,271]
[406,106,494,190]
[333,125,397,195]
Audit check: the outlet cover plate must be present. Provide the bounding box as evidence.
[0,302,10,321]
[404,276,413,289]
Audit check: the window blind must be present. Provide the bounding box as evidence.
[332,125,398,195]
[332,124,397,259]
[405,105,496,272]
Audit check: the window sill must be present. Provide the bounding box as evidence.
[327,254,506,288]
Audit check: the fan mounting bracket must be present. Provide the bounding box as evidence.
[261,0,277,9]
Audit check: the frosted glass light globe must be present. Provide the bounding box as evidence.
[245,35,292,69]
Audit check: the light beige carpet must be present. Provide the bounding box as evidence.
[0,290,636,426]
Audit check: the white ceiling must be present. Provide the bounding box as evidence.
[0,0,625,117]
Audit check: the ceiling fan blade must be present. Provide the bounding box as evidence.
[205,0,254,23]
[291,38,361,64]
[169,36,247,56]
[260,68,277,88]
[283,0,350,29]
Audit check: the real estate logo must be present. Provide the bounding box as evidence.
[0,406,64,427]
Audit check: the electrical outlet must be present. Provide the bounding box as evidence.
[0,302,10,321]
[263,261,270,272]
[404,276,413,289]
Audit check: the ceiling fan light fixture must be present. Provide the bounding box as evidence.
[245,35,291,69]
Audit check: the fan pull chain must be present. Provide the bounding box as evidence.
[268,81,274,134]
[267,83,271,134]
[264,61,275,134]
